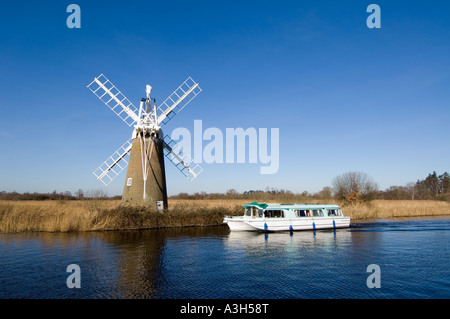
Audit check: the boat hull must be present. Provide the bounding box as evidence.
[224,217,350,232]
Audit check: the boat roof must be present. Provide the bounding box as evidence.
[242,202,341,210]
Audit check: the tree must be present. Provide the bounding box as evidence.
[226,189,238,197]
[383,186,409,200]
[439,172,450,194]
[75,189,84,199]
[421,171,439,198]
[85,189,108,199]
[416,171,450,199]
[332,171,378,203]
[405,182,416,200]
[314,187,332,199]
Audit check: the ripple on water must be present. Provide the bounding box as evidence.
[1,218,449,298]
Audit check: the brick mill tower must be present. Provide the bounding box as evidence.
[87,74,203,209]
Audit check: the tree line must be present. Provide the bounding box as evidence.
[171,171,450,203]
[382,171,449,201]
[331,171,449,203]
[1,171,448,202]
[0,189,121,201]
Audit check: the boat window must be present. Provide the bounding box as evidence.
[295,210,307,217]
[245,207,264,218]
[265,210,284,218]
[253,209,263,218]
[327,209,342,216]
[328,209,337,216]
[312,209,323,217]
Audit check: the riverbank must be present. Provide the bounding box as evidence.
[0,199,449,233]
[0,200,232,233]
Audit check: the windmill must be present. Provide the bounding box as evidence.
[87,74,203,209]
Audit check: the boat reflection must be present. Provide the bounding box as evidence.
[225,228,353,251]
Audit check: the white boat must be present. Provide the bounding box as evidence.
[223,202,350,232]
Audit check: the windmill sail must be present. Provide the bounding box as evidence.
[88,73,203,207]
[162,135,203,180]
[93,139,132,185]
[157,77,202,125]
[87,74,140,126]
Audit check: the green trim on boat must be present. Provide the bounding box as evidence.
[242,202,269,209]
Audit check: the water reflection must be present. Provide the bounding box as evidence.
[92,231,166,298]
[1,218,450,299]
[0,227,364,298]
[80,228,229,298]
[0,227,231,298]
[226,228,350,247]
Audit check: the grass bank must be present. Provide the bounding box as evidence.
[348,200,450,220]
[1,199,449,233]
[0,200,235,233]
[170,199,450,220]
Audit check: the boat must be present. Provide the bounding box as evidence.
[223,202,350,232]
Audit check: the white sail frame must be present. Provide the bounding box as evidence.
[87,74,140,126]
[163,135,203,181]
[93,139,132,185]
[157,77,202,125]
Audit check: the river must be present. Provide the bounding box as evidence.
[0,217,449,299]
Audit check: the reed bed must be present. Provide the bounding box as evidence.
[170,199,450,220]
[0,200,234,233]
[369,200,450,219]
[1,199,449,233]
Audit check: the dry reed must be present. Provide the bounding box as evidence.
[168,199,450,220]
[370,200,450,218]
[0,200,235,233]
[1,199,449,233]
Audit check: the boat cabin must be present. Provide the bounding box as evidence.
[242,202,343,219]
[225,202,350,231]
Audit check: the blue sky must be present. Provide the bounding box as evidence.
[0,1,449,196]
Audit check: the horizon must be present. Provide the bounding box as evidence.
[1,1,449,197]
[1,168,447,198]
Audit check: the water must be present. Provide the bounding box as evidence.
[1,217,449,299]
